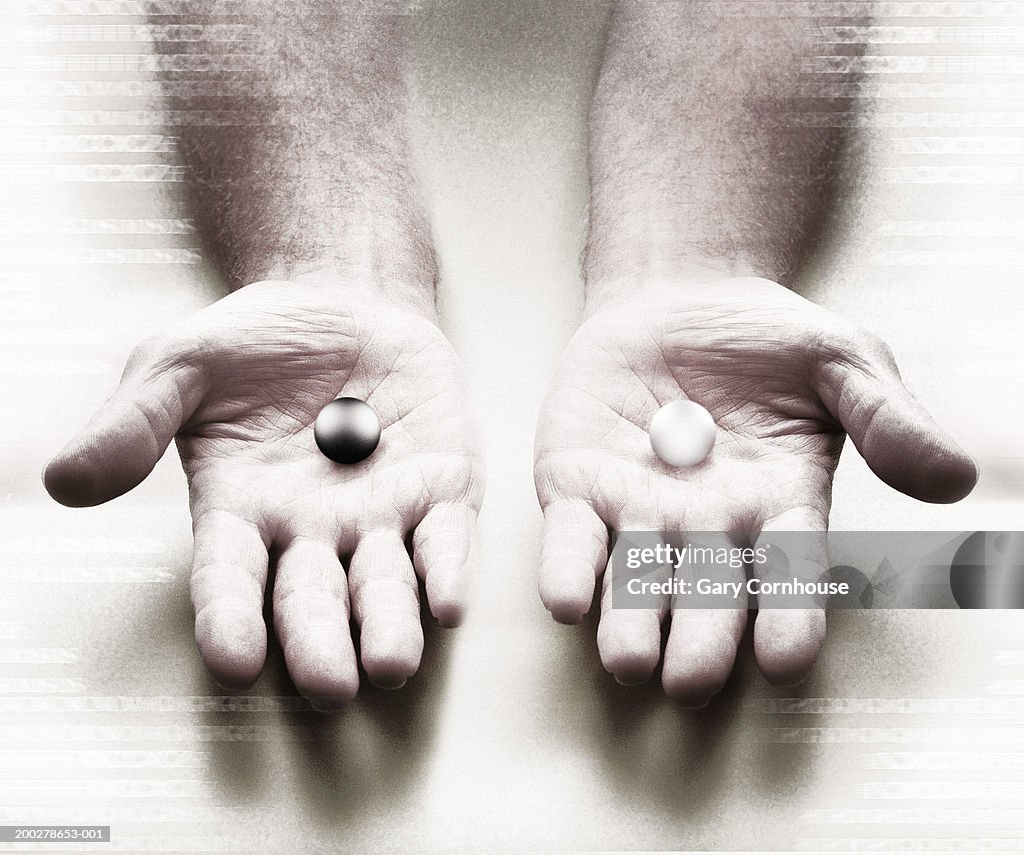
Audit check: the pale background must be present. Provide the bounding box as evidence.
[2,2,1024,852]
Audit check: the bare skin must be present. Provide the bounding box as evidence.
[44,277,482,708]
[535,2,975,705]
[536,275,976,704]
[43,3,483,709]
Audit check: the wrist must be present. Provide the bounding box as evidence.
[246,213,439,323]
[583,264,740,319]
[261,264,439,325]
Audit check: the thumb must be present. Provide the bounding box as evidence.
[817,337,977,504]
[43,337,206,507]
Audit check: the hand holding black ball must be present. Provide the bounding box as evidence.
[42,278,484,707]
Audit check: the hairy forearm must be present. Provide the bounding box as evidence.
[152,0,435,312]
[586,2,859,306]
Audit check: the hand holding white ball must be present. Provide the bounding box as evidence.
[648,400,716,468]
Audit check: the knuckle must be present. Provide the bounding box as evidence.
[125,333,171,372]
[808,320,897,376]
[850,327,895,366]
[125,325,206,380]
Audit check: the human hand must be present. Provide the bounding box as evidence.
[44,276,483,709]
[534,275,975,705]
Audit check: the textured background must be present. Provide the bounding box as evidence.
[2,2,1024,852]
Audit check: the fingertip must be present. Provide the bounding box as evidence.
[425,565,468,628]
[869,428,978,504]
[414,504,476,629]
[364,664,413,691]
[662,678,722,710]
[927,449,978,504]
[282,636,360,711]
[754,609,825,687]
[42,450,115,508]
[607,656,658,686]
[42,454,82,507]
[541,593,589,625]
[828,360,980,505]
[359,616,423,690]
[299,676,360,712]
[194,602,267,691]
[430,598,466,629]
[538,500,607,624]
[308,695,355,713]
[43,424,166,507]
[539,572,594,624]
[597,614,661,685]
[661,631,736,708]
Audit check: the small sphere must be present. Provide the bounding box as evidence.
[649,400,716,468]
[951,531,1024,609]
[313,397,381,465]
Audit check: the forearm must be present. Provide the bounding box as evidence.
[153,0,435,315]
[586,2,857,308]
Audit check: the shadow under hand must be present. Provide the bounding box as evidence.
[547,596,749,817]
[270,581,452,825]
[549,605,822,831]
[194,564,454,824]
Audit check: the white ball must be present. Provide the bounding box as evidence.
[648,400,716,468]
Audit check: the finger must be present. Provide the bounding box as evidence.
[189,509,269,691]
[349,530,423,690]
[662,610,746,707]
[817,345,977,503]
[539,500,609,624]
[273,538,359,711]
[662,535,746,707]
[752,507,829,687]
[412,503,476,628]
[43,338,205,507]
[597,552,667,686]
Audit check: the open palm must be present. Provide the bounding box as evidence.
[535,276,975,704]
[45,279,483,709]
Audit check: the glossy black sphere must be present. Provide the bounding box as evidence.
[313,397,381,465]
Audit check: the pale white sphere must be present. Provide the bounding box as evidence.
[648,400,716,468]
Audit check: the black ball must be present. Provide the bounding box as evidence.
[313,397,381,465]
